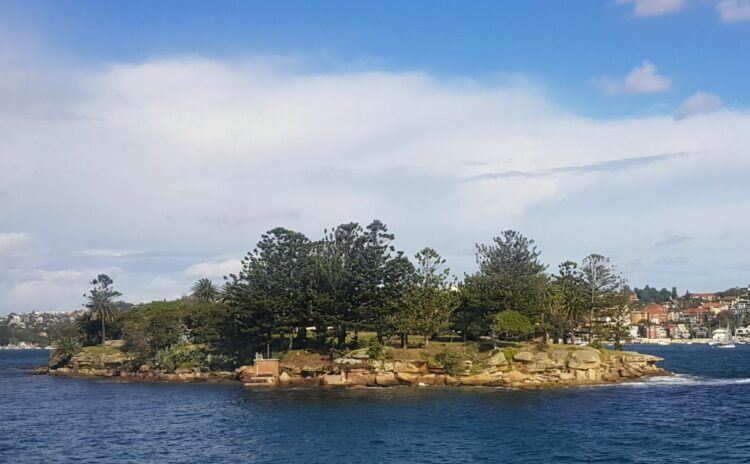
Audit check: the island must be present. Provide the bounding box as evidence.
[38,222,672,389]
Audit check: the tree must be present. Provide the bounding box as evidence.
[224,227,312,353]
[391,248,459,347]
[462,230,548,338]
[191,278,220,302]
[580,254,620,342]
[306,220,412,347]
[83,274,122,344]
[549,261,587,343]
[50,336,81,368]
[491,310,533,347]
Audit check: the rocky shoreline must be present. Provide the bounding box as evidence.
[40,344,669,390]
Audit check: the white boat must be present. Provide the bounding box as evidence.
[717,323,735,348]
[657,341,670,346]
[712,328,728,343]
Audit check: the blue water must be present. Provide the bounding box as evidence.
[2,345,750,464]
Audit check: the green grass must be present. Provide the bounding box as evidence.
[81,345,123,355]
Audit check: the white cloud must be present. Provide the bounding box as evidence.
[674,91,723,120]
[716,0,750,22]
[597,61,672,95]
[185,259,241,280]
[0,266,121,312]
[0,232,32,255]
[80,249,134,258]
[618,0,687,16]
[0,52,749,312]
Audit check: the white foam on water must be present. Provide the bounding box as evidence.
[619,374,750,388]
[576,374,750,390]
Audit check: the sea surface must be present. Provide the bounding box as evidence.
[2,345,750,464]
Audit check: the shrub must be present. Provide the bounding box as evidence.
[434,349,465,376]
[367,341,385,360]
[50,336,81,368]
[504,348,518,366]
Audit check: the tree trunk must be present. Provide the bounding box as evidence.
[316,325,326,347]
[400,333,408,349]
[337,326,347,348]
[294,326,307,349]
[101,318,106,344]
[424,334,430,347]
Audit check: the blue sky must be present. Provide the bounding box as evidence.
[0,0,749,313]
[6,0,748,116]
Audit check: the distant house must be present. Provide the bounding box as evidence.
[684,306,711,325]
[630,309,648,325]
[689,292,718,302]
[645,304,667,324]
[647,325,668,339]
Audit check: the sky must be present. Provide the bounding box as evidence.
[0,0,749,314]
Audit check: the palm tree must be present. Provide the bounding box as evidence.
[51,336,81,368]
[84,274,122,344]
[191,278,219,302]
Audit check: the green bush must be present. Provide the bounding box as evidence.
[434,349,465,376]
[367,341,388,360]
[504,348,518,366]
[50,336,81,368]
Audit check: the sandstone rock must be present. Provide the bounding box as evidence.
[525,352,558,372]
[432,375,446,386]
[393,360,428,374]
[321,374,346,386]
[513,352,534,362]
[568,349,601,370]
[289,377,321,387]
[548,350,569,368]
[279,372,292,383]
[622,353,663,363]
[396,372,420,384]
[375,373,399,387]
[301,365,326,377]
[346,370,374,387]
[460,372,491,386]
[507,370,528,383]
[485,350,509,373]
[334,357,362,365]
[558,372,575,381]
[444,375,459,386]
[488,372,508,386]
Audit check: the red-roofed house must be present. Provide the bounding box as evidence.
[646,304,667,324]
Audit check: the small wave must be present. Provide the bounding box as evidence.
[576,374,750,390]
[621,374,750,388]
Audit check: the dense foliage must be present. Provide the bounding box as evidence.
[60,219,636,367]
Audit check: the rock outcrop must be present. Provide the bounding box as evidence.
[47,342,668,390]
